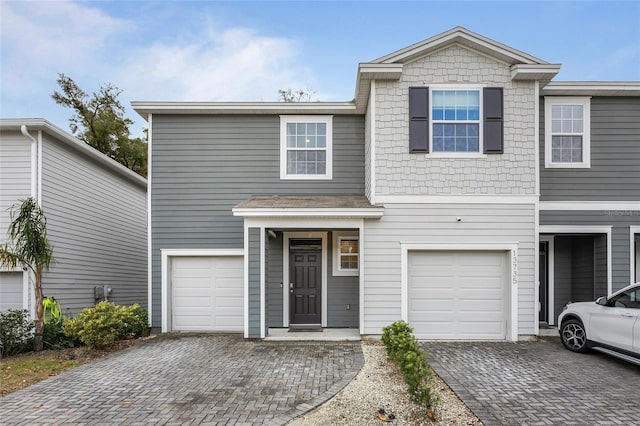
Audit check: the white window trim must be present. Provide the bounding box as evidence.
[544,96,591,168]
[332,231,359,276]
[280,115,333,180]
[427,85,484,158]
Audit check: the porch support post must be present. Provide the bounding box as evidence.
[247,227,264,338]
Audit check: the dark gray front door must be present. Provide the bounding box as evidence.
[289,241,322,325]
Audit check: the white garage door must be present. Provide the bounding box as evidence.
[0,272,24,312]
[408,251,507,340]
[171,256,243,332]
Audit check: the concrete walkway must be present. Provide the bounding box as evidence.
[0,334,363,425]
[422,337,640,425]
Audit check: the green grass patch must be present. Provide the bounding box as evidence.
[1,353,80,396]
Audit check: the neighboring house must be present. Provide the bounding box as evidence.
[0,119,147,317]
[132,27,639,340]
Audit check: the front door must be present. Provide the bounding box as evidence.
[289,240,322,325]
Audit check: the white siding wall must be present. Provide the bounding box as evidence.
[40,133,147,315]
[363,203,536,337]
[0,131,32,311]
[0,131,32,241]
[374,45,537,196]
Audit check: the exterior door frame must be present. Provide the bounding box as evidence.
[283,232,328,328]
[539,236,555,325]
[630,226,640,285]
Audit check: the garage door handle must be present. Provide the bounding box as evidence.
[620,313,635,317]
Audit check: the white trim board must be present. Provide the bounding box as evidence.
[375,195,537,204]
[282,232,328,328]
[160,248,245,333]
[539,225,613,296]
[399,242,519,342]
[630,227,640,286]
[539,235,555,325]
[540,201,640,211]
[147,113,153,327]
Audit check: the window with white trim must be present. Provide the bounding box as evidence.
[280,115,333,179]
[332,231,358,276]
[432,89,481,153]
[544,97,591,168]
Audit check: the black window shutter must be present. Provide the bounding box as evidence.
[483,87,503,154]
[409,87,429,153]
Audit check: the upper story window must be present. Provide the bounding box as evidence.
[544,97,591,168]
[280,115,333,180]
[432,90,480,153]
[409,86,503,156]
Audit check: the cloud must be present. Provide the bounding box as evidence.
[118,24,313,102]
[0,1,130,90]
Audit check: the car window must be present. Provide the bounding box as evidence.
[609,288,640,309]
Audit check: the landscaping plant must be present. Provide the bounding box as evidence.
[381,320,439,410]
[0,309,34,357]
[63,302,149,349]
[0,198,54,351]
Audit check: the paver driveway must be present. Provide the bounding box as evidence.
[0,334,363,426]
[422,337,640,426]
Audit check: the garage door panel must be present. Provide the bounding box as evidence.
[171,256,243,332]
[409,251,506,340]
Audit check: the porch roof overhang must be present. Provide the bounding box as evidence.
[232,195,384,218]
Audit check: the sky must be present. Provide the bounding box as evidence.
[1,1,639,138]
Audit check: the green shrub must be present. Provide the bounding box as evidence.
[63,302,149,349]
[381,321,439,410]
[0,309,34,357]
[43,317,77,350]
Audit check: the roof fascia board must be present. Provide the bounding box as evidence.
[232,207,384,218]
[0,118,146,187]
[541,82,640,96]
[373,27,547,65]
[131,102,357,117]
[511,64,562,81]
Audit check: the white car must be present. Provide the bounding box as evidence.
[558,283,640,365]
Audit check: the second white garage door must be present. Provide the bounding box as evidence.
[171,256,243,332]
[408,251,507,340]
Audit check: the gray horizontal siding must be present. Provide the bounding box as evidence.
[327,232,359,327]
[267,234,283,327]
[40,133,147,316]
[150,114,365,327]
[540,97,640,201]
[540,210,639,291]
[248,227,261,338]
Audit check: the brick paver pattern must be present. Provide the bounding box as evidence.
[423,337,640,426]
[0,335,363,425]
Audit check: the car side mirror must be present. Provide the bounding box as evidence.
[596,296,607,306]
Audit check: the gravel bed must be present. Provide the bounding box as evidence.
[288,340,482,426]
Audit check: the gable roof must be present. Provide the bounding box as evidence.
[371,26,550,65]
[0,118,146,188]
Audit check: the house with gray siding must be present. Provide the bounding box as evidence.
[0,119,147,317]
[538,85,640,325]
[133,27,639,340]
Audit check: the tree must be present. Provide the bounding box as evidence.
[278,88,316,102]
[52,74,147,177]
[0,198,54,352]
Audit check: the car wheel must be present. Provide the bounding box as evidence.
[560,319,588,353]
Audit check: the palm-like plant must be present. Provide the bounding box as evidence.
[0,198,54,351]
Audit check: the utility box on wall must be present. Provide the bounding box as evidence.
[94,285,112,304]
